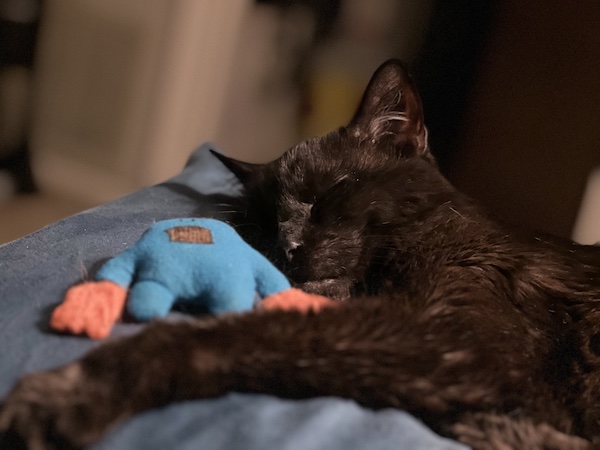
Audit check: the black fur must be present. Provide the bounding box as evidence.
[2,59,600,450]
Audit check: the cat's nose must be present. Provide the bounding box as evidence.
[283,241,301,261]
[280,239,300,261]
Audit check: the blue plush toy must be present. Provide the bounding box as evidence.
[98,218,291,319]
[51,218,291,338]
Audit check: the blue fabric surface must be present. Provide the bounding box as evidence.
[0,143,467,449]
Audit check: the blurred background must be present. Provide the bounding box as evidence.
[0,0,599,244]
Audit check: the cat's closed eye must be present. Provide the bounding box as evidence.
[277,201,311,223]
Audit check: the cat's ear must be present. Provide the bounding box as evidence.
[349,59,429,159]
[210,150,263,184]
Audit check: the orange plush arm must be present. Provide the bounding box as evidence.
[260,288,337,313]
[50,281,127,339]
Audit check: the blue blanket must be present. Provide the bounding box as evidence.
[0,143,466,449]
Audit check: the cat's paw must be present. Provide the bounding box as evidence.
[0,364,105,450]
[299,278,352,300]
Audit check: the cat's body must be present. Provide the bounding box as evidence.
[2,60,600,449]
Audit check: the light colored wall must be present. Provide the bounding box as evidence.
[32,0,249,203]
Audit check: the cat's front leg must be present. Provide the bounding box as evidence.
[0,363,103,450]
[0,321,225,450]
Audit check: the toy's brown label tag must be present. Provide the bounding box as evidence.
[166,226,213,244]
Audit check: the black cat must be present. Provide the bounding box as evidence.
[2,60,600,450]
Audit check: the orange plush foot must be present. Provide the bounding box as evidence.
[50,281,127,339]
[261,288,337,313]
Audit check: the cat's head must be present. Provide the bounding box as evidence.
[213,60,450,298]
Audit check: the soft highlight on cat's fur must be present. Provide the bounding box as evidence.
[2,59,600,450]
